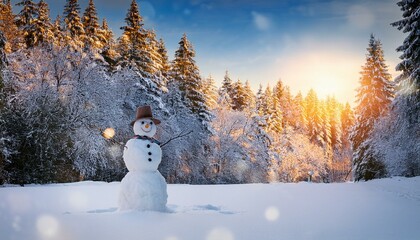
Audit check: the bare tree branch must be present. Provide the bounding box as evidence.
[160,130,193,148]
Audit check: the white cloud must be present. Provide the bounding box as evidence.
[251,11,271,31]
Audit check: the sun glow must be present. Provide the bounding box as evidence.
[275,49,362,103]
[312,74,340,98]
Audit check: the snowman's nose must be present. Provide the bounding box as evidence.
[145,123,150,129]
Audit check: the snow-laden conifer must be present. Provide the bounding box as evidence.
[351,35,394,181]
[171,33,212,125]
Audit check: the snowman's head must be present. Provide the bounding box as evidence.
[133,118,157,137]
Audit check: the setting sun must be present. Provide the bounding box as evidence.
[275,50,362,103]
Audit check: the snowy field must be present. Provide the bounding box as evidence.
[1,177,420,240]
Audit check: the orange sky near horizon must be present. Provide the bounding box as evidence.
[272,49,400,106]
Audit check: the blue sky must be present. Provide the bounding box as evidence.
[11,0,404,104]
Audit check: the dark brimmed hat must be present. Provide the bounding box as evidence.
[130,105,161,126]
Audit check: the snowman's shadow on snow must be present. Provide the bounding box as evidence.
[167,204,238,215]
[81,204,237,215]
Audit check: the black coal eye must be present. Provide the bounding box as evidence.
[150,122,153,125]
[141,121,144,124]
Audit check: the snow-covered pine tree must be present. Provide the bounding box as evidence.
[202,74,218,110]
[337,102,354,181]
[391,0,419,101]
[144,29,168,91]
[145,29,162,74]
[52,15,64,46]
[318,99,333,182]
[351,35,394,181]
[100,18,117,67]
[243,80,256,111]
[15,0,36,28]
[291,91,305,130]
[231,79,247,111]
[369,1,420,177]
[82,0,105,49]
[157,38,170,78]
[117,0,152,74]
[63,0,85,48]
[319,100,332,150]
[391,0,420,146]
[255,84,264,115]
[0,30,6,71]
[101,18,113,47]
[29,0,54,47]
[219,70,234,104]
[257,85,282,134]
[0,30,6,108]
[171,33,211,124]
[270,90,283,134]
[15,0,37,48]
[273,79,294,128]
[326,96,342,150]
[341,102,354,148]
[304,89,322,145]
[257,85,272,123]
[0,0,21,52]
[0,30,5,183]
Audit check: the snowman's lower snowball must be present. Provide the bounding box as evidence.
[119,171,167,211]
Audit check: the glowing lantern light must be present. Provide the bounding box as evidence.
[103,128,115,139]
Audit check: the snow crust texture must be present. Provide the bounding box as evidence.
[0,177,420,240]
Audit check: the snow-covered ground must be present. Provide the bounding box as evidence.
[1,177,420,240]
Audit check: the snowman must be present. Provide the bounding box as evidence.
[118,106,168,211]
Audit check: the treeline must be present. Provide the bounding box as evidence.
[0,0,418,185]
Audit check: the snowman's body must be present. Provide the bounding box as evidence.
[118,118,167,211]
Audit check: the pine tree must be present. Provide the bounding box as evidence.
[368,1,420,177]
[29,0,54,47]
[351,35,394,181]
[390,0,419,132]
[172,33,211,123]
[220,70,234,100]
[0,30,7,183]
[117,0,152,73]
[255,84,264,115]
[231,79,247,111]
[82,0,105,49]
[270,90,283,134]
[340,102,354,150]
[52,15,64,46]
[157,38,170,77]
[15,0,37,28]
[101,18,117,66]
[319,100,331,149]
[304,89,322,145]
[146,30,162,74]
[326,96,342,150]
[243,80,255,111]
[273,79,293,128]
[292,91,305,130]
[15,0,37,48]
[0,30,6,86]
[202,75,218,109]
[391,0,420,100]
[0,0,21,52]
[63,0,85,47]
[257,85,282,134]
[101,18,113,46]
